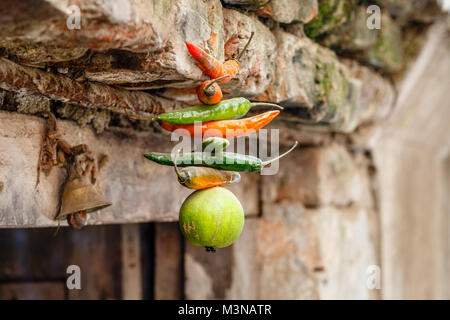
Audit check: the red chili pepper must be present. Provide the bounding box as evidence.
[197,75,229,105]
[185,32,254,83]
[185,41,226,79]
[160,110,280,138]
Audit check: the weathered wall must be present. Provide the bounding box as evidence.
[0,0,448,300]
[374,20,450,299]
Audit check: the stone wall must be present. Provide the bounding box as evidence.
[0,0,448,299]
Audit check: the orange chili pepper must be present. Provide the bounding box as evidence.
[185,32,254,83]
[160,110,280,138]
[173,150,241,190]
[197,75,229,105]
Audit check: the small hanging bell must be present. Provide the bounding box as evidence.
[57,175,111,220]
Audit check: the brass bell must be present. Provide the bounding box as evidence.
[57,176,111,219]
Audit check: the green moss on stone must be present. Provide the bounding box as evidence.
[305,0,356,40]
[366,13,402,72]
[312,51,351,124]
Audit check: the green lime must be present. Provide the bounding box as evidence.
[179,187,244,249]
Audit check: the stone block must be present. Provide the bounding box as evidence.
[261,143,374,207]
[222,0,271,10]
[315,206,379,299]
[322,6,377,52]
[342,58,395,127]
[304,0,357,39]
[255,30,353,128]
[257,0,318,24]
[221,8,277,97]
[316,6,403,73]
[0,0,225,88]
[226,204,378,299]
[365,13,403,72]
[185,243,232,299]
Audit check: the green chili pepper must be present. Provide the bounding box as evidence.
[144,142,298,172]
[201,137,229,151]
[157,97,283,124]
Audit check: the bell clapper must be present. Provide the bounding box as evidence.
[67,211,88,230]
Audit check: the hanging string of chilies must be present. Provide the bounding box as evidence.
[130,32,298,252]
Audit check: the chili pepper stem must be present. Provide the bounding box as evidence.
[173,149,185,182]
[204,75,230,91]
[250,102,284,110]
[261,141,299,167]
[236,31,255,61]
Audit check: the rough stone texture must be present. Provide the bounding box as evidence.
[0,0,225,89]
[261,143,373,207]
[321,6,377,52]
[254,162,377,299]
[198,204,378,299]
[307,3,410,73]
[0,58,183,117]
[254,30,353,127]
[0,1,399,129]
[0,111,259,228]
[314,205,379,299]
[0,0,171,52]
[0,89,112,134]
[84,0,226,89]
[14,92,51,115]
[251,204,321,299]
[222,0,271,10]
[341,58,395,128]
[304,0,357,40]
[257,0,318,24]
[185,216,319,300]
[56,103,111,134]
[365,13,403,72]
[1,45,89,68]
[255,29,395,132]
[185,243,232,299]
[221,8,277,97]
[1,2,278,95]
[376,0,444,24]
[269,118,334,146]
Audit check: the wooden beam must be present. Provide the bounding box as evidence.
[121,224,143,300]
[154,223,183,300]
